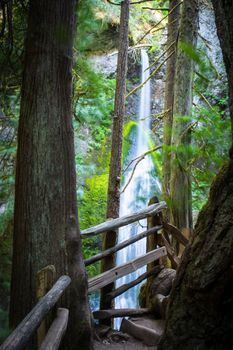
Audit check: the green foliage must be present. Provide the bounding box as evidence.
[73,55,114,201]
[122,120,137,162]
[76,0,122,52]
[76,0,108,52]
[78,173,109,278]
[179,41,220,87]
[73,56,115,151]
[129,1,164,45]
[148,138,162,178]
[191,101,231,210]
[72,54,116,277]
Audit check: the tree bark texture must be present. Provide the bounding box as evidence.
[159,161,233,350]
[211,0,233,142]
[100,0,130,312]
[170,0,198,237]
[159,2,233,349]
[162,0,181,200]
[9,1,93,349]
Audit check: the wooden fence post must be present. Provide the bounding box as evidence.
[36,265,56,347]
[147,196,163,272]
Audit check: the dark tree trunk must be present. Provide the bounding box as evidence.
[170,0,198,241]
[159,2,233,349]
[9,1,93,349]
[162,0,180,201]
[100,0,129,313]
[212,0,233,142]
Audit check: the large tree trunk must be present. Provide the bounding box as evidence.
[9,1,93,349]
[159,2,233,349]
[159,160,233,350]
[162,0,180,201]
[170,0,198,242]
[100,0,129,313]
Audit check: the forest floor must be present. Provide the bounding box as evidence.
[94,335,155,350]
[94,316,164,350]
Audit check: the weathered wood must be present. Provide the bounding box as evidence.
[163,222,189,246]
[81,202,166,238]
[147,197,163,272]
[85,226,162,266]
[36,265,56,347]
[120,319,161,346]
[152,294,169,319]
[1,276,71,350]
[93,308,151,319]
[161,235,180,269]
[39,308,69,350]
[88,247,167,293]
[107,265,163,301]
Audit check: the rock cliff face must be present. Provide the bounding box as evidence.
[196,3,227,101]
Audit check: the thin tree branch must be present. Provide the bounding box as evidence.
[135,1,183,45]
[151,108,171,119]
[106,0,155,5]
[145,40,176,71]
[195,89,215,111]
[130,0,157,4]
[106,0,121,5]
[126,50,175,99]
[180,121,198,140]
[108,44,152,57]
[123,145,162,173]
[142,7,170,11]
[121,145,162,193]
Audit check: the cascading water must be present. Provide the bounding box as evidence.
[115,49,160,326]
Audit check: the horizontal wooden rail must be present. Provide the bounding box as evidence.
[39,308,69,350]
[88,246,167,293]
[93,308,151,319]
[84,225,162,266]
[163,222,188,246]
[1,276,71,350]
[106,265,163,301]
[161,235,180,268]
[81,201,166,238]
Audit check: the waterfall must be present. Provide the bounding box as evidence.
[115,49,160,327]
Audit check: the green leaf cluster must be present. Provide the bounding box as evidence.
[191,101,230,210]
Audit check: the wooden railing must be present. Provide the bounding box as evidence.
[82,200,189,320]
[1,200,189,347]
[1,276,70,350]
[82,202,167,297]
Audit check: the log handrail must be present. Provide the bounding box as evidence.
[106,265,163,301]
[84,225,162,266]
[39,308,69,350]
[88,246,167,293]
[93,308,151,319]
[163,222,189,246]
[81,201,166,238]
[1,276,71,350]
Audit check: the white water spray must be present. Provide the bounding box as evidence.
[115,50,160,325]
